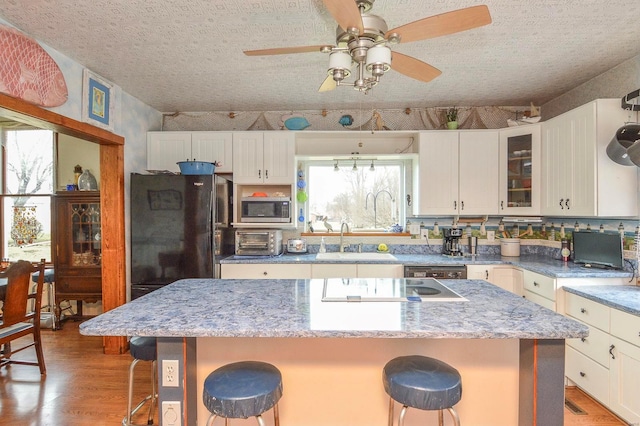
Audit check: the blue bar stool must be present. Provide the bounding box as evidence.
[31,268,56,330]
[123,337,157,426]
[203,361,283,426]
[383,355,462,426]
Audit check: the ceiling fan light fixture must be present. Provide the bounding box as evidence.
[328,51,352,81]
[365,45,391,76]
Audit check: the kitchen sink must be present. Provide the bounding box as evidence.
[315,252,397,261]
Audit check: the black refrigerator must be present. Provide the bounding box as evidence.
[130,173,234,299]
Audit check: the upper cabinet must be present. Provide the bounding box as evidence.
[147,131,233,173]
[418,130,499,215]
[498,124,541,215]
[541,99,638,217]
[232,131,295,184]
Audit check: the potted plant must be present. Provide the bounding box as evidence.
[446,107,459,129]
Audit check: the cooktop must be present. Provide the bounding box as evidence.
[320,278,467,302]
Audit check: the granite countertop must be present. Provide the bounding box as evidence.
[80,278,587,340]
[563,285,640,316]
[221,253,633,279]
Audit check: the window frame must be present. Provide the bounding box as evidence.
[302,157,413,233]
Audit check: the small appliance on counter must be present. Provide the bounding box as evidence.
[286,238,307,254]
[235,230,283,256]
[442,228,464,256]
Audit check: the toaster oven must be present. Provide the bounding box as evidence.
[235,230,283,256]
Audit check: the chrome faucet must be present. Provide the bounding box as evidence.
[340,222,350,252]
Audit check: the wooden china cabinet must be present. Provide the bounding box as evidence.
[52,191,102,327]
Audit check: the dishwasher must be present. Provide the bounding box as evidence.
[404,265,467,279]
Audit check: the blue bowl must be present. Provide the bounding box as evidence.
[177,161,215,175]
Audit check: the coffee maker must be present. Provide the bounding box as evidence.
[443,228,464,256]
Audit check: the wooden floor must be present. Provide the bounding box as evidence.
[0,320,629,425]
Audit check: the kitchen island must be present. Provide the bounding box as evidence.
[80,278,587,426]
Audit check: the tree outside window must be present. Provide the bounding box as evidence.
[1,128,54,262]
[307,160,404,232]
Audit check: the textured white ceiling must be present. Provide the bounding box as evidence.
[1,0,640,113]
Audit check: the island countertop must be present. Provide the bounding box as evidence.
[80,278,587,340]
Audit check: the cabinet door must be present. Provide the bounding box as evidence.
[311,264,358,278]
[263,131,295,184]
[233,132,264,183]
[418,131,459,215]
[566,346,610,407]
[541,116,572,215]
[356,264,403,278]
[147,132,191,172]
[466,265,492,281]
[567,102,597,216]
[191,132,233,173]
[458,131,499,215]
[609,336,640,424]
[499,124,541,215]
[221,263,311,278]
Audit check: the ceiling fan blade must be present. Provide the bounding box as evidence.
[392,52,442,83]
[386,5,492,44]
[318,74,337,92]
[244,45,331,56]
[323,0,364,34]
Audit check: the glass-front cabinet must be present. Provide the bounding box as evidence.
[53,192,101,326]
[498,124,541,215]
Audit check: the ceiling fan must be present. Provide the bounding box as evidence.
[243,0,492,93]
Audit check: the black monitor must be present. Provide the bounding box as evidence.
[572,231,624,270]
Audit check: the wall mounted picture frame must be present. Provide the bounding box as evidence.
[82,69,114,131]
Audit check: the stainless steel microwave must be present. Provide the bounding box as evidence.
[240,197,291,223]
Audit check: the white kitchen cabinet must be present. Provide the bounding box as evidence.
[466,265,522,296]
[233,131,295,184]
[418,130,499,215]
[563,291,640,424]
[498,124,541,215]
[311,264,403,278]
[221,263,311,279]
[609,336,640,423]
[541,99,637,217]
[147,131,233,173]
[522,270,556,310]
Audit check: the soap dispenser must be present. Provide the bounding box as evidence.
[319,237,327,253]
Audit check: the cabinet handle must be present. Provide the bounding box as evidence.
[461,201,465,210]
[533,281,539,287]
[565,199,570,209]
[485,270,489,280]
[265,170,269,179]
[559,198,564,209]
[580,308,587,314]
[258,169,261,178]
[610,344,615,359]
[501,201,504,210]
[262,271,268,276]
[453,201,457,210]
[581,337,586,342]
[579,371,586,377]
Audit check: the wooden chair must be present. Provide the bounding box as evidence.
[0,259,46,375]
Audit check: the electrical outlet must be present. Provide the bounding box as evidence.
[421,229,429,239]
[162,359,179,387]
[162,401,181,426]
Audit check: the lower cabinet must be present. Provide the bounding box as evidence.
[466,265,523,296]
[221,263,403,279]
[221,263,311,279]
[565,292,640,424]
[609,309,640,423]
[522,270,556,310]
[311,264,403,278]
